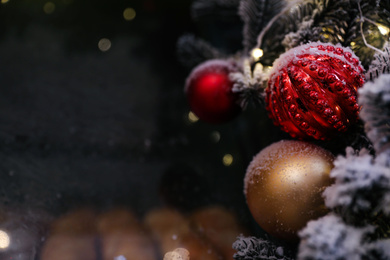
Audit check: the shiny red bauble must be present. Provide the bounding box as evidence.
[266,42,365,140]
[185,59,241,124]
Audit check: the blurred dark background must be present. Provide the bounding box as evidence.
[0,0,280,227]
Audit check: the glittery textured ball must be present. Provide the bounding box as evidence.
[185,59,241,124]
[266,42,365,140]
[244,140,334,242]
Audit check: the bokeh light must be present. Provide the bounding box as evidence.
[188,111,199,123]
[378,24,390,35]
[210,131,220,142]
[98,38,112,52]
[251,48,263,60]
[222,154,233,166]
[123,8,136,21]
[0,230,10,249]
[43,2,55,14]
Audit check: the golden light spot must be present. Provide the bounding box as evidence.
[378,25,390,35]
[188,111,199,123]
[123,7,136,21]
[1,0,9,4]
[98,38,112,52]
[223,154,233,166]
[251,48,263,60]
[43,2,55,14]
[0,230,10,249]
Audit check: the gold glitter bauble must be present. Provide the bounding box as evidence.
[244,140,334,242]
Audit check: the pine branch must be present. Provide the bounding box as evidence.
[238,0,286,54]
[259,0,342,64]
[230,59,267,109]
[176,34,225,69]
[349,1,389,67]
[258,0,378,65]
[323,148,390,227]
[365,43,390,81]
[233,235,293,260]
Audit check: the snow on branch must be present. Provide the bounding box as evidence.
[365,239,390,259]
[359,74,390,154]
[323,148,390,222]
[230,59,268,108]
[365,43,390,81]
[281,19,323,50]
[298,214,373,260]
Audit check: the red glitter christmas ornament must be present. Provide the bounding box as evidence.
[266,42,365,140]
[185,59,241,124]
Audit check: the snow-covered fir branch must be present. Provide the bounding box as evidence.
[176,34,225,69]
[233,235,293,260]
[281,19,323,50]
[365,43,390,81]
[359,74,390,154]
[230,59,267,108]
[256,0,362,63]
[298,214,374,260]
[323,148,390,223]
[365,239,390,259]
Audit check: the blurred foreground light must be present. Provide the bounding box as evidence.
[210,131,220,142]
[164,248,190,260]
[98,38,112,52]
[0,230,10,249]
[123,8,136,21]
[188,111,199,123]
[43,2,55,14]
[251,48,263,60]
[1,0,9,4]
[223,154,233,166]
[378,25,390,35]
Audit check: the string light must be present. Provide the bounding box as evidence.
[251,48,264,60]
[378,24,390,35]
